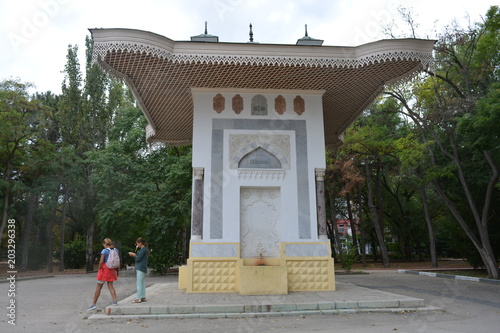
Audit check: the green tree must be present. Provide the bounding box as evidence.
[384,6,500,278]
[340,99,405,268]
[86,81,193,273]
[0,79,53,249]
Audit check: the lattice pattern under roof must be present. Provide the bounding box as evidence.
[90,28,435,146]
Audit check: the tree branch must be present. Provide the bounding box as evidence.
[423,69,466,99]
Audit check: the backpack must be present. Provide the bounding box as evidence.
[106,248,120,269]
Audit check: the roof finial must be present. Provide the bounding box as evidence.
[190,22,219,42]
[296,24,323,46]
[249,23,254,43]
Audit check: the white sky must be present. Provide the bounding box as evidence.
[0,0,495,94]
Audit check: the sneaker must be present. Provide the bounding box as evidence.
[86,305,97,311]
[112,302,118,306]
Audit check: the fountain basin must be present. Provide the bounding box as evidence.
[239,262,288,295]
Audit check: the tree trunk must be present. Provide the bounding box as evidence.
[86,220,95,273]
[357,189,367,266]
[59,186,69,271]
[20,194,37,271]
[375,158,385,238]
[327,190,344,262]
[433,181,500,279]
[46,198,58,273]
[326,221,338,262]
[0,186,10,248]
[346,193,359,253]
[478,248,500,280]
[420,184,438,267]
[365,160,390,268]
[182,227,189,265]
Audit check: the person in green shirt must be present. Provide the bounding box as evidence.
[128,237,149,303]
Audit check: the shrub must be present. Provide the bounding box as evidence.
[64,236,86,269]
[341,244,359,272]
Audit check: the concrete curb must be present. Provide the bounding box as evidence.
[102,298,426,317]
[398,269,500,284]
[88,306,442,320]
[85,280,441,321]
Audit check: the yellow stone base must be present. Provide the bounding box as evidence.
[178,265,187,290]
[239,264,288,295]
[179,242,335,295]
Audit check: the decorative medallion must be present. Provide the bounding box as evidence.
[293,95,305,115]
[213,93,225,113]
[232,94,243,114]
[274,95,286,115]
[251,95,267,115]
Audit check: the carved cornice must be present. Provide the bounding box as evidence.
[238,169,285,180]
[92,37,434,70]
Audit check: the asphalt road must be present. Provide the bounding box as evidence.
[1,270,499,333]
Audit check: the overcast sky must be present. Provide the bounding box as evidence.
[0,0,495,94]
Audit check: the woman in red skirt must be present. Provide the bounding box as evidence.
[86,238,120,311]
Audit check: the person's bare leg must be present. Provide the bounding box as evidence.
[92,283,104,305]
[107,281,117,303]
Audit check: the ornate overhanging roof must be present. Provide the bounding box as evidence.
[90,28,434,147]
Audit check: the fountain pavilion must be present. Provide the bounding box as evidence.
[90,26,434,295]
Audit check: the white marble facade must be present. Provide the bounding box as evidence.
[191,88,327,257]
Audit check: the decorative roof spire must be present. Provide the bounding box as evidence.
[247,23,259,44]
[191,21,219,42]
[305,24,308,37]
[296,24,323,46]
[249,23,254,43]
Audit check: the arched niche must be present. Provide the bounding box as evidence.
[238,147,282,169]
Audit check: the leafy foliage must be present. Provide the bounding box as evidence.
[64,236,87,269]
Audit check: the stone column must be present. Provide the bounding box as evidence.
[315,168,328,240]
[191,167,204,240]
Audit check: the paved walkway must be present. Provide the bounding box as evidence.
[89,280,440,320]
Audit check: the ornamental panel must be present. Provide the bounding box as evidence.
[232,94,244,114]
[213,93,225,113]
[293,96,305,115]
[274,95,286,115]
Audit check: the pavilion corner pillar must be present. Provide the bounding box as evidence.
[191,167,204,240]
[315,168,328,241]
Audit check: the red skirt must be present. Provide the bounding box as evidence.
[96,263,117,282]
